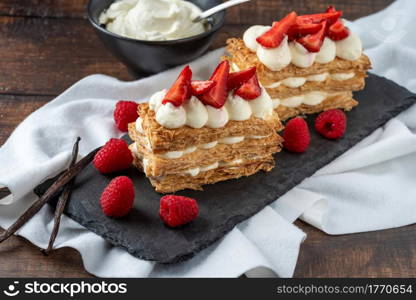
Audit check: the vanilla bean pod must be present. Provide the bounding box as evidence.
[0,187,11,199]
[0,146,101,244]
[43,137,81,254]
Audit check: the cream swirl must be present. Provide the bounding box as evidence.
[205,106,229,128]
[257,36,291,71]
[155,102,186,129]
[289,42,316,68]
[248,88,274,118]
[243,25,271,52]
[335,33,362,61]
[224,94,252,121]
[316,38,336,64]
[183,96,208,128]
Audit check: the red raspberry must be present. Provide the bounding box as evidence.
[283,117,310,153]
[315,109,347,139]
[114,101,138,132]
[93,138,133,174]
[159,195,199,227]
[100,176,135,218]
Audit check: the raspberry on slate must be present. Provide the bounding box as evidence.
[114,100,139,132]
[159,195,199,228]
[100,176,135,218]
[93,138,133,174]
[315,109,347,139]
[283,117,311,153]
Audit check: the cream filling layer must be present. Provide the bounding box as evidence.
[264,72,355,89]
[178,157,268,177]
[275,91,343,108]
[136,146,270,178]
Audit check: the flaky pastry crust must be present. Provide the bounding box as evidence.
[135,103,283,152]
[130,126,282,176]
[131,150,275,193]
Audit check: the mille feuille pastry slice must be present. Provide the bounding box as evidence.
[128,61,283,193]
[225,6,372,121]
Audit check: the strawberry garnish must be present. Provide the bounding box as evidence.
[227,67,257,91]
[327,19,350,41]
[162,65,192,107]
[297,11,341,25]
[190,80,216,96]
[256,11,297,48]
[287,22,323,41]
[234,73,261,100]
[297,20,327,53]
[326,5,336,13]
[198,61,230,108]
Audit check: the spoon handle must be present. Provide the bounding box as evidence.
[194,0,251,22]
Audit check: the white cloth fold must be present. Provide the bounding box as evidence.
[0,0,415,277]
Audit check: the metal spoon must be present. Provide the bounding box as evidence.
[193,0,251,23]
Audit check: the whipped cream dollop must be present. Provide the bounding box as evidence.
[257,36,292,71]
[156,102,186,128]
[99,0,205,41]
[149,89,274,129]
[315,37,336,64]
[243,25,363,70]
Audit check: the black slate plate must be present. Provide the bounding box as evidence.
[35,73,416,263]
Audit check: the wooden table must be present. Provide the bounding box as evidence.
[1,0,415,278]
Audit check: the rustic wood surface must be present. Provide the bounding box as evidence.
[1,0,413,278]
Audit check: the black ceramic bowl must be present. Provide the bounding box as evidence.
[87,0,225,77]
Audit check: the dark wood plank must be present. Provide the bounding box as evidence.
[0,95,49,145]
[0,17,131,96]
[294,221,416,277]
[0,0,395,22]
[227,0,395,25]
[0,229,92,277]
[0,0,88,18]
[0,16,242,96]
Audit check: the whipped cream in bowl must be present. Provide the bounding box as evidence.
[99,0,206,41]
[87,0,225,76]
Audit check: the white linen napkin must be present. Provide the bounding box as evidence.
[0,0,415,278]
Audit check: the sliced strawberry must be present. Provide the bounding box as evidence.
[256,11,297,48]
[190,80,216,96]
[198,61,229,108]
[287,22,323,41]
[234,74,261,100]
[297,11,341,25]
[327,19,350,40]
[326,5,336,13]
[227,67,257,91]
[297,20,327,53]
[162,66,192,106]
